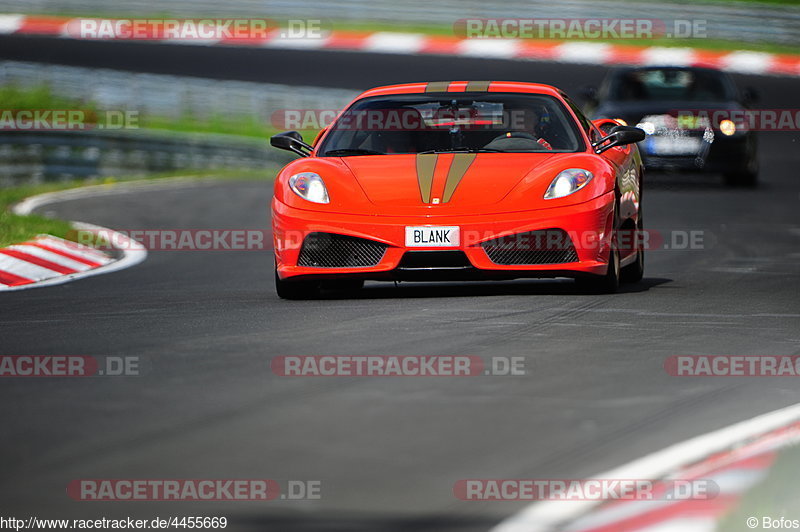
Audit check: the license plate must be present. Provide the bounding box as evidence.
[648,136,701,155]
[405,226,460,247]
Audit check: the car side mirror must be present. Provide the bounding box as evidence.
[270,131,313,157]
[592,118,623,135]
[593,125,646,154]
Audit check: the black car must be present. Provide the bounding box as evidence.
[584,66,759,186]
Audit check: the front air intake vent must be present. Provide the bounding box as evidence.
[298,232,388,268]
[397,251,472,269]
[481,229,578,265]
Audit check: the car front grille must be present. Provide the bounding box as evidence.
[481,229,579,265]
[297,232,388,268]
[397,251,472,269]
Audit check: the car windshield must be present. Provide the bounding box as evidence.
[607,68,733,102]
[318,93,584,156]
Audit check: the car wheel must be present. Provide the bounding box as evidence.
[724,141,759,187]
[576,243,620,294]
[274,265,320,300]
[621,214,644,284]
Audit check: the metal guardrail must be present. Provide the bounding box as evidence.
[0,129,292,186]
[0,61,358,185]
[1,0,799,45]
[0,62,358,122]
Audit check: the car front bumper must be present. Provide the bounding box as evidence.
[273,191,616,282]
[640,134,753,173]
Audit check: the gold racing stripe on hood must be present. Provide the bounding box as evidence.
[465,81,491,92]
[425,81,451,93]
[416,153,438,203]
[442,153,477,203]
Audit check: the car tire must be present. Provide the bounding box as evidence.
[724,140,759,187]
[275,266,320,300]
[621,246,644,284]
[620,214,644,284]
[576,243,620,294]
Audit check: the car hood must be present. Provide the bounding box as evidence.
[340,153,558,215]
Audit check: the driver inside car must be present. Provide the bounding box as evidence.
[496,107,553,150]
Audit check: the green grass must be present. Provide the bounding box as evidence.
[716,443,800,530]
[0,211,75,249]
[0,85,321,139]
[142,114,316,139]
[0,169,281,248]
[0,84,91,109]
[0,180,92,247]
[702,0,800,5]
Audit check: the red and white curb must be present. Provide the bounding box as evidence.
[491,402,800,532]
[0,15,800,76]
[0,184,152,292]
[0,225,146,292]
[556,423,798,531]
[0,14,799,77]
[2,177,230,291]
[0,234,113,288]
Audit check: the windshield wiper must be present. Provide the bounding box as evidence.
[417,148,507,154]
[323,148,385,156]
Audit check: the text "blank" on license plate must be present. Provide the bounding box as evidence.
[405,226,460,247]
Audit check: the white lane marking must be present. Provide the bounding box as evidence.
[0,254,63,281]
[12,176,216,216]
[457,39,520,58]
[14,179,219,222]
[6,244,92,271]
[364,32,426,54]
[491,402,800,532]
[534,308,800,319]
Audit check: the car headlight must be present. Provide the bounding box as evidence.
[720,119,736,136]
[288,172,329,204]
[544,169,594,200]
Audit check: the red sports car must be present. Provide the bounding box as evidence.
[270,81,645,299]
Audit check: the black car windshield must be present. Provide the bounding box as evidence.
[607,68,734,102]
[318,93,585,156]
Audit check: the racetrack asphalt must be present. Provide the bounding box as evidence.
[1,36,799,531]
